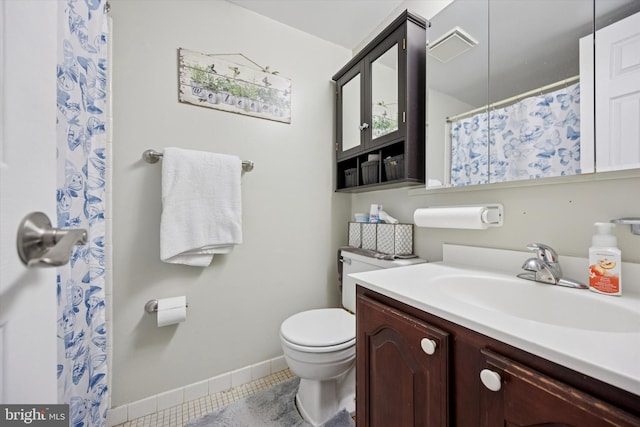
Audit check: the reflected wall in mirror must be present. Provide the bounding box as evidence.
[426,0,640,190]
[372,44,399,139]
[426,0,488,187]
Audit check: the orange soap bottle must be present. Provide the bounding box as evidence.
[589,222,622,296]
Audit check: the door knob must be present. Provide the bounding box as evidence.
[359,123,370,131]
[480,369,502,391]
[16,212,87,267]
[420,338,437,355]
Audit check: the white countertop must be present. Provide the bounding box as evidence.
[350,245,640,396]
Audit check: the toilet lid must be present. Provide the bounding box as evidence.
[281,308,355,347]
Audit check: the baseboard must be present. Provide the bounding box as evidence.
[106,355,288,426]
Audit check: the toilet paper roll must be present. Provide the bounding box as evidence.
[413,206,502,230]
[157,296,187,327]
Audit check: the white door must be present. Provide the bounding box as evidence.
[0,0,59,403]
[595,10,640,172]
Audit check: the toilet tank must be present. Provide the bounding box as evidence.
[340,250,426,313]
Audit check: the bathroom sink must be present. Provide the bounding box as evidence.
[350,247,640,396]
[436,273,640,333]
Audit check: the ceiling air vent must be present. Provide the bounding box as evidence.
[428,27,478,63]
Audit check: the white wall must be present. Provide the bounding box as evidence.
[354,0,453,54]
[110,0,351,406]
[109,0,640,408]
[353,173,640,267]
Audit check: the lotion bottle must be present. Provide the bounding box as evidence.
[589,222,622,296]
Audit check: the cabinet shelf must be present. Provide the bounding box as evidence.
[333,10,426,192]
[337,141,425,191]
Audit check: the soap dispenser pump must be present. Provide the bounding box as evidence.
[589,222,621,296]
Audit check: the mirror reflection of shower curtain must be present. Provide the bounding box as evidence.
[451,112,490,186]
[450,82,582,187]
[56,0,109,425]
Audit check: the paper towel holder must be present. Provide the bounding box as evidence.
[479,203,504,227]
[144,299,189,314]
[413,203,504,229]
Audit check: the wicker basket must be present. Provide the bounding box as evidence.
[361,160,379,185]
[384,154,404,181]
[344,168,357,187]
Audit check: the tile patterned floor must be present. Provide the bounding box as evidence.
[113,369,294,427]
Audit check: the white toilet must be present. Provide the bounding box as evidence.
[280,249,425,426]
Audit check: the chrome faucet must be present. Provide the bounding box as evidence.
[517,243,587,289]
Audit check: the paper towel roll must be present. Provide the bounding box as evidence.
[157,296,187,327]
[413,206,502,230]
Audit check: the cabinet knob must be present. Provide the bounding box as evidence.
[359,123,370,131]
[420,338,437,355]
[480,369,502,391]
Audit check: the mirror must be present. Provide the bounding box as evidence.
[342,73,361,152]
[426,0,640,189]
[371,44,399,139]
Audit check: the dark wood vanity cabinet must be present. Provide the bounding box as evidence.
[479,349,640,427]
[357,295,449,427]
[356,286,640,427]
[333,10,426,191]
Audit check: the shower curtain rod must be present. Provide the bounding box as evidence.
[446,75,580,123]
[142,149,254,172]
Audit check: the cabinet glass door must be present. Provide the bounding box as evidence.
[371,44,399,141]
[340,72,362,155]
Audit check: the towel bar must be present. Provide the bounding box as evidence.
[142,149,254,172]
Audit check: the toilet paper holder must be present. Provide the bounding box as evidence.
[144,299,189,314]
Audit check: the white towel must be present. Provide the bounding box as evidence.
[160,147,243,267]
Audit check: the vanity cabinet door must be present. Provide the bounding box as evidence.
[479,349,640,427]
[356,295,450,427]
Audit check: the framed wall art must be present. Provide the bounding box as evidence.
[178,48,292,124]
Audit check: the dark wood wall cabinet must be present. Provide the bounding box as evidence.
[332,11,426,192]
[356,287,640,427]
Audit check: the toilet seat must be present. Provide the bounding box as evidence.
[281,308,355,352]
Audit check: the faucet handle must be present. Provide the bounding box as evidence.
[521,257,558,284]
[526,243,559,264]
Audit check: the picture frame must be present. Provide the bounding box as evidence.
[178,48,292,124]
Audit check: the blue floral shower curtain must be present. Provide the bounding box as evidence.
[56,0,109,426]
[451,82,582,186]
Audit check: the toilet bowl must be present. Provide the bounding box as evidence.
[280,249,426,426]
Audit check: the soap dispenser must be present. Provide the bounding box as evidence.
[589,222,621,296]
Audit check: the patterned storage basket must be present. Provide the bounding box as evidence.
[347,222,413,255]
[348,222,362,247]
[361,223,378,250]
[376,223,413,255]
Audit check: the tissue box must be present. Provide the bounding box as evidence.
[347,222,413,255]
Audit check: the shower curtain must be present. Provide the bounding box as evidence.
[450,82,581,186]
[56,0,109,426]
